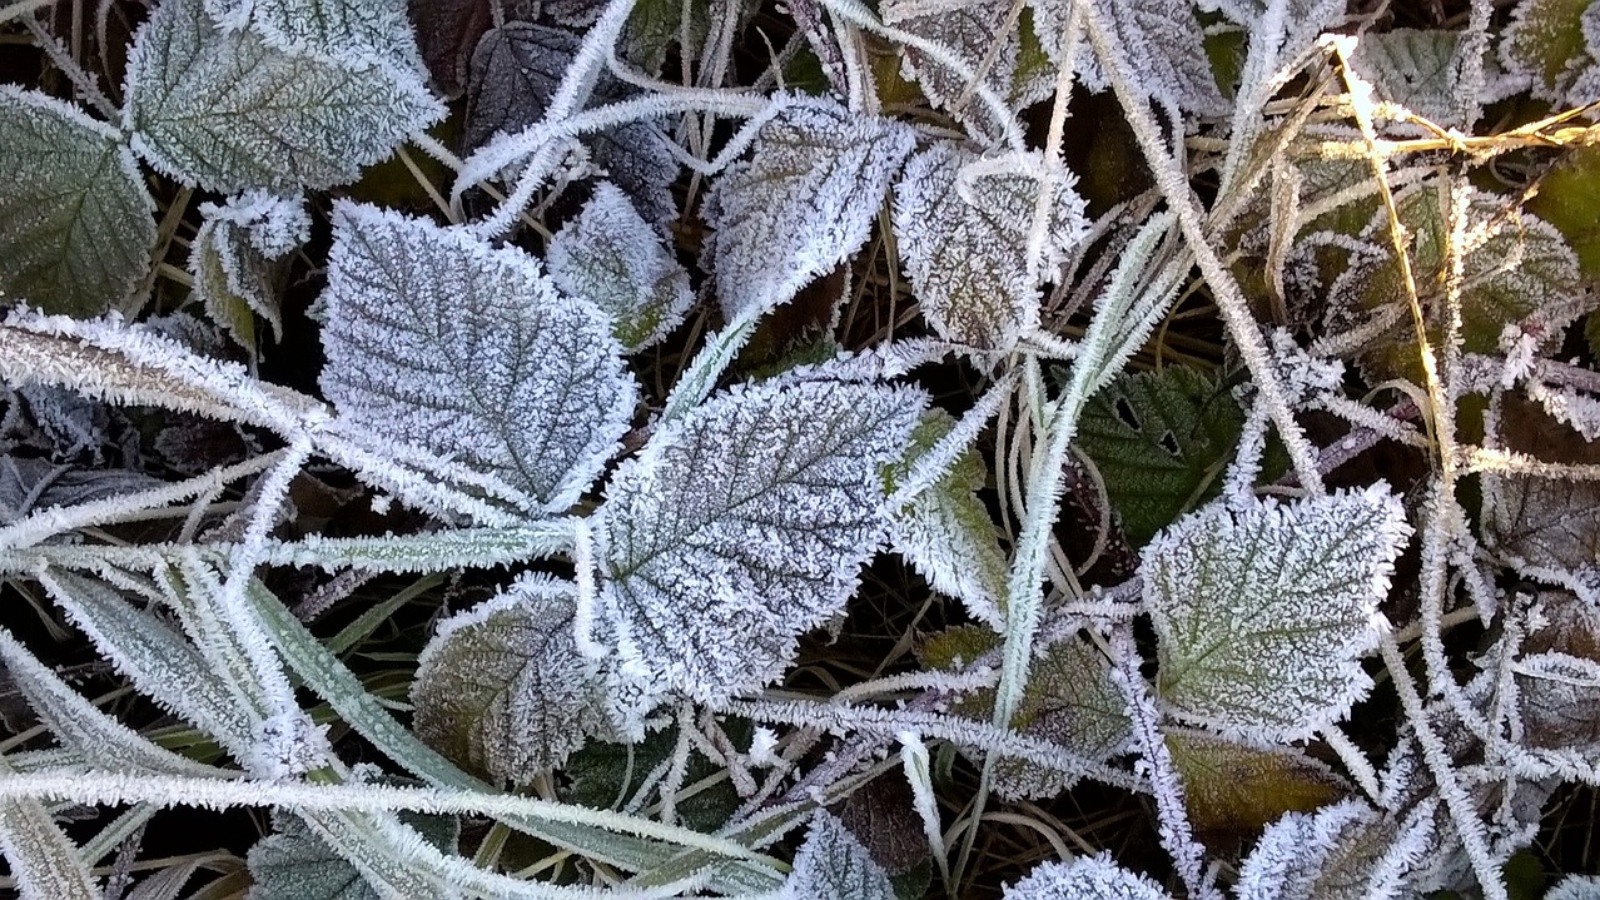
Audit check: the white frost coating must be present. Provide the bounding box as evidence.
[777,812,895,900]
[546,183,693,351]
[319,202,637,515]
[701,98,916,319]
[597,379,924,712]
[1002,853,1175,900]
[411,574,612,783]
[886,0,1053,138]
[249,711,333,781]
[0,86,157,318]
[1142,484,1412,742]
[893,144,1089,351]
[191,193,308,345]
[1236,798,1435,900]
[123,0,443,194]
[204,0,423,73]
[1033,0,1225,115]
[1348,29,1473,128]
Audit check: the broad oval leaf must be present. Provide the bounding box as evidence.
[0,87,155,318]
[1032,0,1225,115]
[702,99,915,318]
[1003,853,1175,900]
[319,202,637,514]
[1166,730,1346,841]
[547,182,693,351]
[597,379,924,709]
[123,0,444,193]
[411,575,611,784]
[893,144,1088,350]
[777,812,895,900]
[1143,485,1410,742]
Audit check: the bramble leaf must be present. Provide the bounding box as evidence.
[1003,853,1175,900]
[702,99,915,318]
[547,183,693,351]
[883,0,1051,139]
[887,411,1010,630]
[1235,799,1435,900]
[205,0,423,69]
[0,88,155,318]
[598,379,923,710]
[1499,0,1596,103]
[893,144,1088,350]
[124,0,443,193]
[1077,366,1246,548]
[190,192,309,348]
[319,203,636,515]
[1166,730,1346,840]
[411,576,612,784]
[1033,0,1225,115]
[1143,486,1410,741]
[1349,29,1473,127]
[777,812,895,900]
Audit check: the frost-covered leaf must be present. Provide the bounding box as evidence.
[1484,398,1600,604]
[882,0,1050,139]
[1550,875,1600,900]
[547,183,692,351]
[1513,592,1600,759]
[1166,730,1346,840]
[1002,853,1175,900]
[0,755,100,900]
[1032,0,1224,114]
[124,0,443,194]
[702,100,914,318]
[248,808,457,900]
[1500,0,1596,103]
[0,87,155,318]
[777,812,895,900]
[598,379,923,708]
[1143,486,1410,741]
[205,0,422,69]
[1350,29,1473,128]
[887,410,1009,629]
[411,576,611,784]
[1330,182,1588,382]
[562,721,748,833]
[990,634,1131,799]
[1077,366,1245,548]
[1235,799,1434,900]
[190,192,309,348]
[464,23,679,223]
[319,202,636,514]
[893,144,1088,350]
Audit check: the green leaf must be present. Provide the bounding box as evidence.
[563,721,749,834]
[249,807,457,900]
[0,87,155,317]
[189,192,307,348]
[598,379,923,715]
[888,411,1010,629]
[1500,0,1595,100]
[412,576,613,785]
[1166,730,1346,840]
[777,812,896,900]
[1077,366,1244,548]
[1002,853,1174,900]
[546,183,693,351]
[124,0,443,193]
[1143,487,1410,742]
[1331,183,1588,382]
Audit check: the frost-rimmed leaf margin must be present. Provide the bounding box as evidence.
[702,97,916,318]
[122,0,444,193]
[1143,484,1412,742]
[318,201,637,515]
[411,574,614,785]
[596,377,925,721]
[0,86,156,318]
